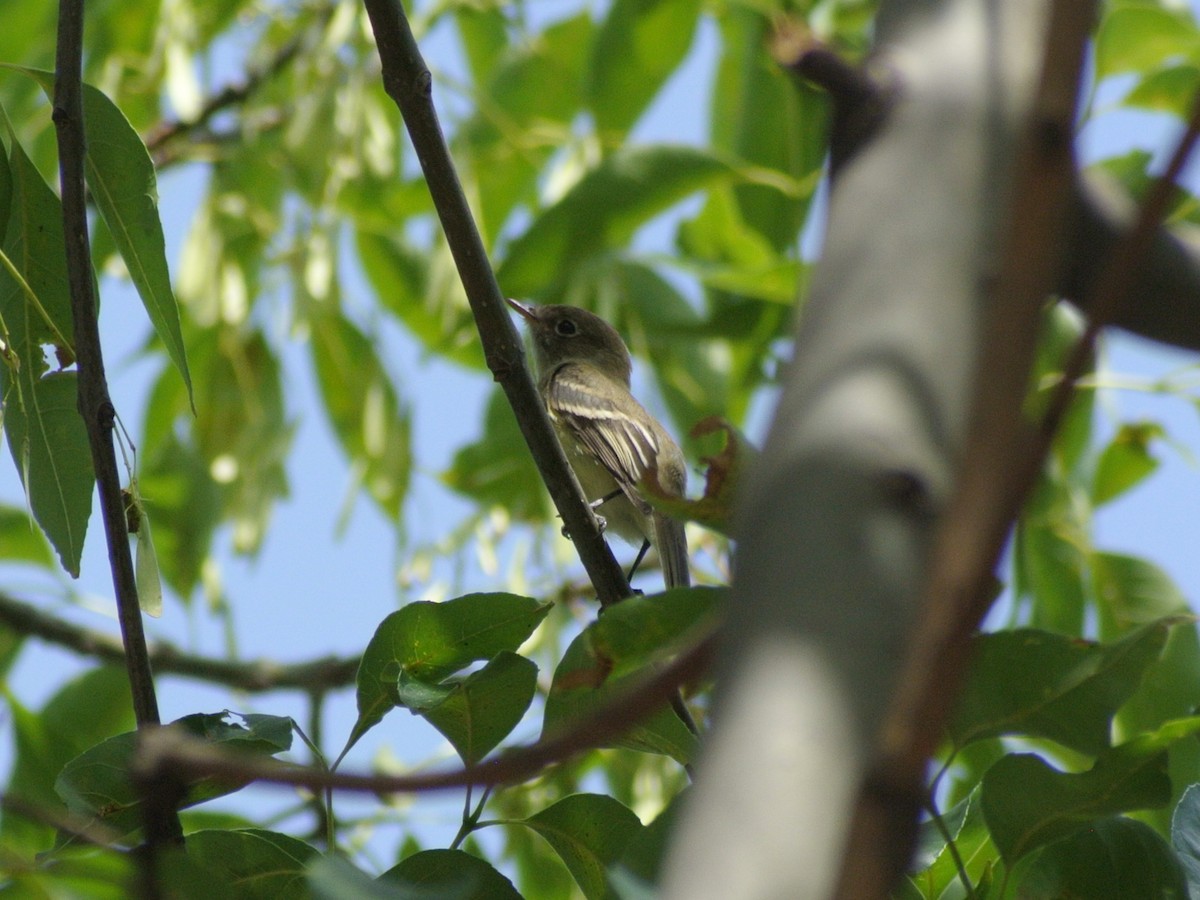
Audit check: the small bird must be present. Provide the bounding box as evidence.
[507,299,690,589]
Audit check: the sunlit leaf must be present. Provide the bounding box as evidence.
[8,67,193,407]
[443,387,549,522]
[347,593,550,752]
[1094,6,1200,81]
[310,308,410,520]
[498,146,741,296]
[588,0,700,136]
[399,651,538,765]
[0,371,93,577]
[1092,422,1163,507]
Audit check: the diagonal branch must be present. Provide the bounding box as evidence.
[53,0,183,858]
[134,628,716,796]
[52,0,162,734]
[360,0,633,608]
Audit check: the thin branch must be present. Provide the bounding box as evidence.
[53,0,180,853]
[52,0,162,734]
[0,591,359,693]
[0,792,125,850]
[133,629,717,795]
[772,26,894,175]
[835,1,1099,895]
[144,5,333,158]
[360,0,633,608]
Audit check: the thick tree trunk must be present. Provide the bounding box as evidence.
[663,1,1051,895]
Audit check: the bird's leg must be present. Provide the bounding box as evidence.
[627,539,651,584]
[559,489,621,539]
[590,488,623,510]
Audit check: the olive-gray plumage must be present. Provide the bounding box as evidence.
[508,300,690,589]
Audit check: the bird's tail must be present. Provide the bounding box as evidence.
[653,512,690,589]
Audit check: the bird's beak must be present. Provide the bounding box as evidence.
[505,297,537,323]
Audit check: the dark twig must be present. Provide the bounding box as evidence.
[0,591,359,693]
[135,628,717,795]
[53,0,162,734]
[835,2,1099,895]
[772,25,894,174]
[144,5,332,157]
[53,0,181,854]
[0,792,125,850]
[360,0,632,608]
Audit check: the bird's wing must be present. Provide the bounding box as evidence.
[546,363,659,508]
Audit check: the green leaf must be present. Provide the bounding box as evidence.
[543,626,699,766]
[711,7,825,249]
[1094,6,1200,81]
[310,308,410,520]
[0,371,94,577]
[675,186,806,304]
[497,145,741,296]
[0,135,92,575]
[458,11,593,237]
[524,793,644,900]
[357,230,483,369]
[1033,302,1093,472]
[0,502,55,567]
[379,849,522,899]
[54,712,295,839]
[0,137,74,357]
[1092,552,1188,637]
[187,829,318,900]
[0,666,134,855]
[1171,783,1200,896]
[0,845,138,898]
[587,586,724,680]
[6,67,193,407]
[950,620,1178,755]
[453,6,509,88]
[399,651,538,765]
[1016,816,1189,899]
[1114,623,1200,833]
[137,410,220,599]
[0,137,12,241]
[348,593,551,751]
[907,789,997,900]
[190,328,292,556]
[1014,476,1089,635]
[588,0,700,136]
[308,855,407,899]
[981,717,1200,863]
[614,789,686,889]
[1092,422,1163,507]
[1125,64,1200,117]
[442,387,549,522]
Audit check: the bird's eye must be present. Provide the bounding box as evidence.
[555,318,578,336]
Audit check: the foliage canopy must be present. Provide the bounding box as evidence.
[1,0,1200,897]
